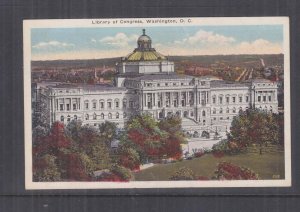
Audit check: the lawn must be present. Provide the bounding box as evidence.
[134,151,285,181]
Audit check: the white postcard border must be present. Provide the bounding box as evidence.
[23,17,291,189]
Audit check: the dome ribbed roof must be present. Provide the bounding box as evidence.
[123,29,167,62]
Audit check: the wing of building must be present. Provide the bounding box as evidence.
[32,29,278,139]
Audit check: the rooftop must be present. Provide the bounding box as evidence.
[210,80,250,88]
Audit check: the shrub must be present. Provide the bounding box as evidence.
[213,162,259,180]
[111,165,135,181]
[194,151,205,158]
[169,167,195,180]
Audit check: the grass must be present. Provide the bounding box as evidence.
[134,150,285,181]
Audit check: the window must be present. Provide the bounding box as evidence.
[74,115,77,120]
[85,114,89,120]
[108,113,112,119]
[232,97,236,103]
[246,96,249,102]
[213,108,216,114]
[73,104,77,111]
[67,115,71,122]
[115,101,119,108]
[239,97,242,103]
[165,83,168,86]
[66,104,70,111]
[258,96,261,102]
[220,117,223,120]
[107,101,112,109]
[60,104,64,111]
[263,96,266,102]
[116,112,119,119]
[60,116,64,122]
[85,101,89,109]
[123,112,127,118]
[100,113,104,119]
[157,83,160,87]
[268,96,272,101]
[226,97,229,103]
[129,101,134,108]
[92,101,96,109]
[212,96,216,104]
[220,108,223,114]
[93,113,97,120]
[202,110,206,117]
[233,107,236,113]
[219,97,223,104]
[100,101,104,109]
[123,99,127,109]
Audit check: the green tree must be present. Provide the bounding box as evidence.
[230,109,280,154]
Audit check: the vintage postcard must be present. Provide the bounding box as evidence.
[24,17,291,189]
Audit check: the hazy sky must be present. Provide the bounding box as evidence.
[31,25,283,61]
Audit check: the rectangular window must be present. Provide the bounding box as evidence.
[239,97,242,103]
[60,104,64,111]
[268,96,272,101]
[226,97,229,103]
[263,96,266,102]
[232,97,236,103]
[246,96,249,102]
[93,102,96,109]
[85,103,89,109]
[213,97,216,104]
[100,102,104,109]
[73,104,76,111]
[258,96,261,102]
[219,97,223,104]
[115,102,119,108]
[66,104,70,111]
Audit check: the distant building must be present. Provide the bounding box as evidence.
[34,29,278,139]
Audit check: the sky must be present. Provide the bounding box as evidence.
[31,25,284,61]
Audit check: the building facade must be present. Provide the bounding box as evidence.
[33,29,278,139]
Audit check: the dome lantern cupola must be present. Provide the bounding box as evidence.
[137,29,152,50]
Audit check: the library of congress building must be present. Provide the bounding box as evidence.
[34,29,278,139]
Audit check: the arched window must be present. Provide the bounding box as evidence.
[202,110,206,117]
[219,108,223,114]
[233,107,236,113]
[123,98,127,109]
[60,115,64,122]
[115,99,120,109]
[93,113,97,120]
[107,99,112,109]
[100,113,104,119]
[239,107,243,113]
[108,113,112,119]
[85,114,89,120]
[99,99,105,109]
[116,112,119,119]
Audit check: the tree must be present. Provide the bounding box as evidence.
[98,121,118,147]
[229,109,281,154]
